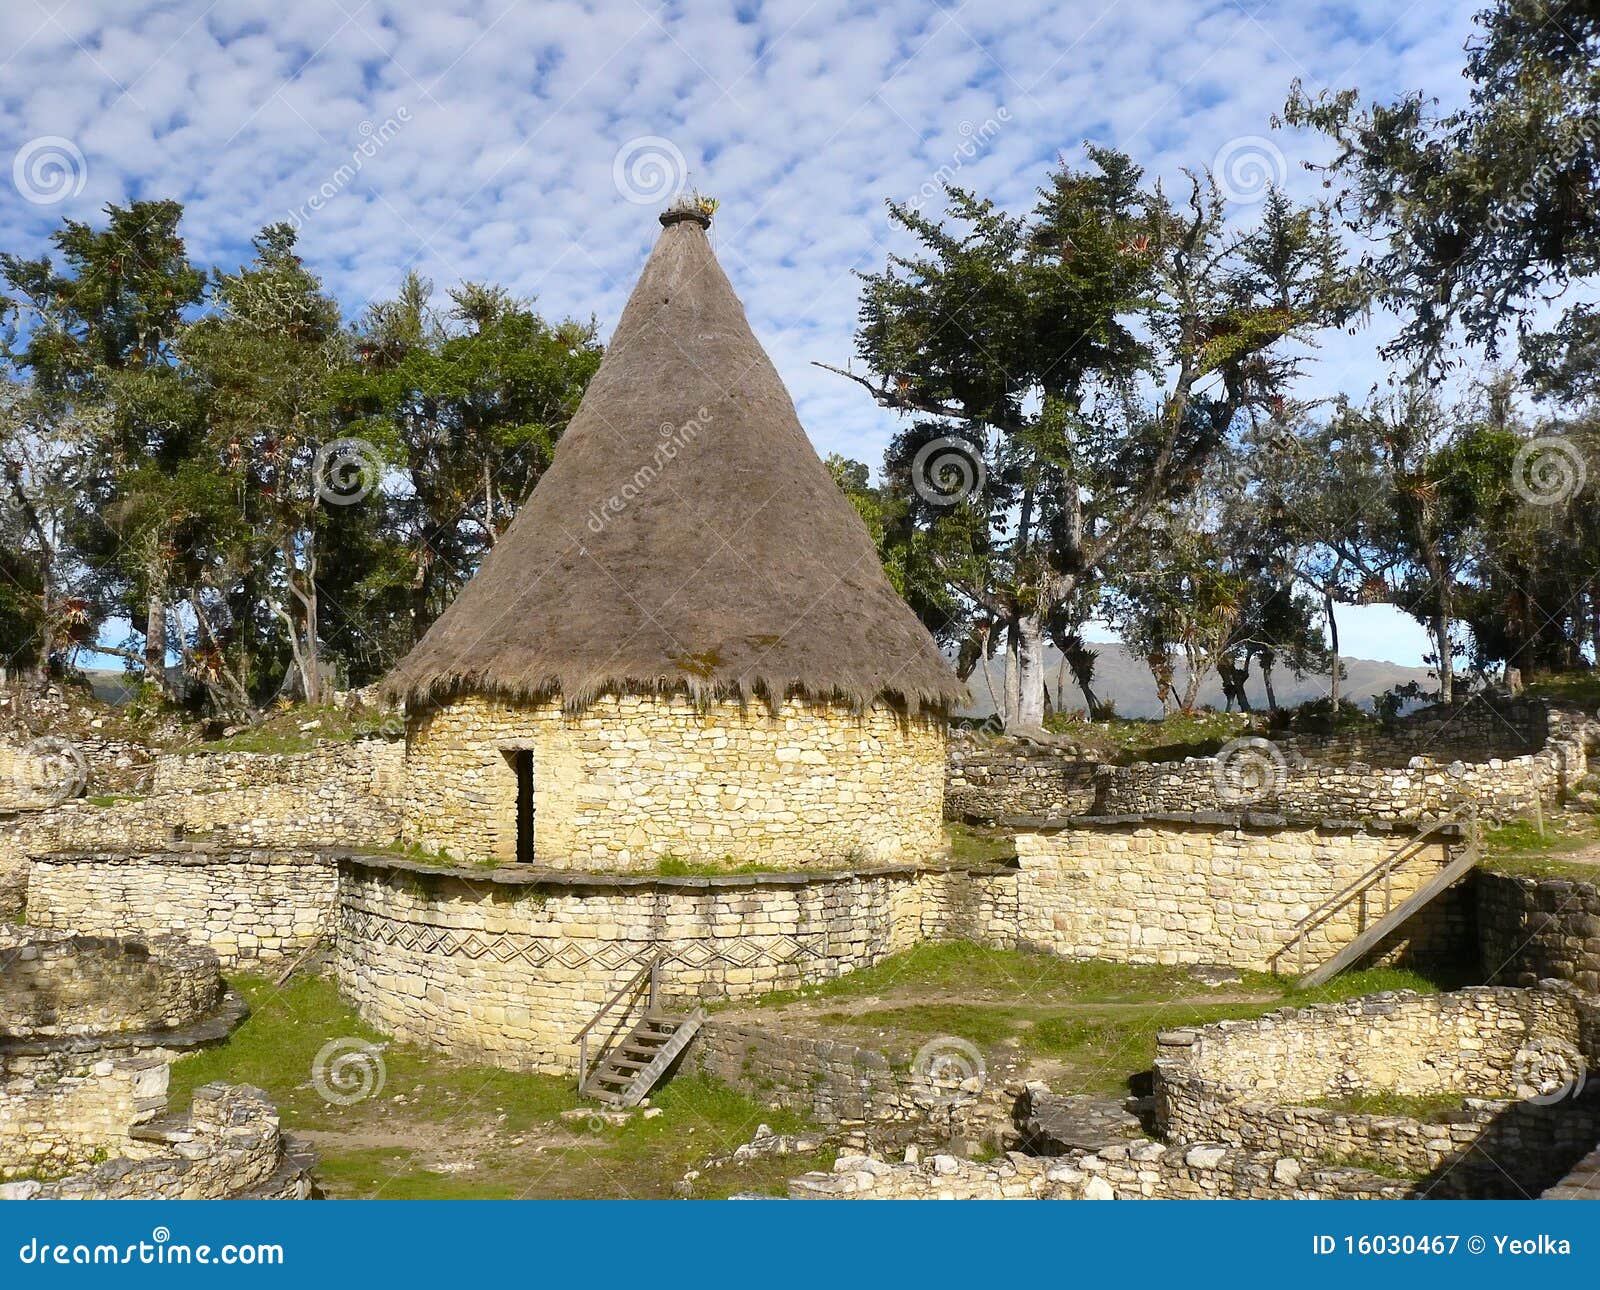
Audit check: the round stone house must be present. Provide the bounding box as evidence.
[383,201,964,870]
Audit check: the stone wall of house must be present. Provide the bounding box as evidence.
[1011,817,1469,972]
[335,854,1007,1074]
[26,848,338,967]
[1479,869,1600,994]
[1094,705,1596,824]
[943,734,1098,821]
[400,693,947,869]
[787,1142,1414,1200]
[1,1083,313,1200]
[1154,986,1600,1197]
[0,929,222,1039]
[149,738,403,798]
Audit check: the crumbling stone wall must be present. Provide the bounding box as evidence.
[944,734,1098,821]
[0,1051,169,1178]
[788,1142,1413,1199]
[1095,704,1595,823]
[401,693,946,869]
[1155,986,1600,1197]
[1,1084,313,1200]
[1479,869,1600,993]
[1012,817,1467,972]
[1,740,401,861]
[26,848,338,966]
[0,929,222,1037]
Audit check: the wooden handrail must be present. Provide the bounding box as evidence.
[1280,818,1477,975]
[576,955,660,1092]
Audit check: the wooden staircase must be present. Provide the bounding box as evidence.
[580,1008,705,1106]
[575,956,703,1107]
[1282,820,1480,989]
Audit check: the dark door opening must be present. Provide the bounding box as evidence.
[511,750,535,864]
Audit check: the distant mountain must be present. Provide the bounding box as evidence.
[954,641,1434,720]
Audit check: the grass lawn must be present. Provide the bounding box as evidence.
[1305,1090,1476,1121]
[733,943,1451,1096]
[168,975,826,1199]
[195,705,396,755]
[1482,812,1600,882]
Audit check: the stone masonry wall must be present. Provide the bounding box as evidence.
[0,929,221,1039]
[1154,986,1600,1197]
[1479,869,1600,993]
[1012,818,1467,972]
[943,734,1098,821]
[335,854,1011,1075]
[1095,705,1596,824]
[401,693,947,869]
[0,1050,170,1178]
[26,848,338,967]
[788,1142,1414,1200]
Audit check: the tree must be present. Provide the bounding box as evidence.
[333,273,602,647]
[1283,0,1600,392]
[180,224,349,704]
[833,149,1359,729]
[0,199,207,693]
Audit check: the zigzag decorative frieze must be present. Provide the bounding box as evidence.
[339,908,827,971]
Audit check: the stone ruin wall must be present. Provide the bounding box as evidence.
[0,928,309,1199]
[943,733,1098,821]
[401,693,947,870]
[1011,818,1468,973]
[1478,869,1600,994]
[1154,985,1600,1197]
[1,930,222,1038]
[788,1142,1414,1200]
[943,699,1597,825]
[26,848,339,966]
[0,739,401,921]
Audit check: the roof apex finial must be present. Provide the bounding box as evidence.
[660,191,715,229]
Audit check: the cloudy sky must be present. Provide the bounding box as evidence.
[0,0,1488,666]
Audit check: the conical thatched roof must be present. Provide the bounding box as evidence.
[382,203,965,714]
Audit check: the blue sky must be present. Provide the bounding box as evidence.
[0,0,1481,668]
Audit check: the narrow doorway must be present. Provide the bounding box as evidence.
[511,750,534,864]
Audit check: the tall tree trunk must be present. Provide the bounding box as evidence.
[1431,610,1453,704]
[1261,650,1279,712]
[1325,590,1341,707]
[1006,613,1048,730]
[144,592,167,695]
